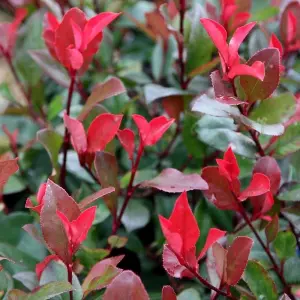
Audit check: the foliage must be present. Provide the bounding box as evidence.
[0,0,300,299]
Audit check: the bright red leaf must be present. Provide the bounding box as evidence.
[238,173,270,201]
[25,183,47,214]
[35,254,59,280]
[57,206,96,256]
[64,113,123,166]
[132,114,174,146]
[117,129,135,160]
[270,33,283,57]
[103,270,149,300]
[162,285,177,300]
[200,18,264,81]
[43,8,120,73]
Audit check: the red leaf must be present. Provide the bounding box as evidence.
[87,113,123,153]
[238,173,270,201]
[103,270,149,300]
[210,70,245,105]
[0,158,18,188]
[25,183,47,214]
[141,168,208,193]
[57,206,96,255]
[250,192,274,220]
[162,245,194,278]
[132,115,175,146]
[201,166,240,210]
[216,147,240,182]
[162,96,184,121]
[35,254,59,280]
[253,156,281,194]
[228,61,265,81]
[269,34,283,57]
[162,286,177,300]
[82,255,124,292]
[117,129,135,160]
[200,18,228,63]
[198,228,226,259]
[159,191,200,255]
[63,113,87,162]
[226,236,253,286]
[40,180,81,264]
[240,48,280,102]
[78,187,115,210]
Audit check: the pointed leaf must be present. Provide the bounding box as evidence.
[78,77,126,121]
[103,270,149,300]
[265,215,279,244]
[226,236,253,285]
[117,129,135,160]
[141,168,208,193]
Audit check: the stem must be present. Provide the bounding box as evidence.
[112,140,144,234]
[184,265,236,299]
[1,49,45,128]
[67,264,73,300]
[235,197,295,299]
[59,71,76,189]
[178,0,186,89]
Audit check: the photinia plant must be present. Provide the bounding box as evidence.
[1,0,300,299]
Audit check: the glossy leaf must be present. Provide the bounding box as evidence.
[240,48,280,102]
[244,260,277,300]
[226,236,253,285]
[141,168,208,193]
[103,270,150,300]
[273,231,297,260]
[78,77,126,121]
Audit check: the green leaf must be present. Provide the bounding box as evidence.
[4,175,26,194]
[250,6,280,21]
[244,260,277,300]
[284,257,300,284]
[196,116,257,158]
[13,272,38,291]
[0,271,14,298]
[29,281,72,300]
[47,95,63,121]
[249,93,296,124]
[278,184,300,201]
[108,235,128,249]
[76,247,110,270]
[186,3,213,75]
[265,215,279,244]
[93,202,111,225]
[178,288,201,300]
[120,199,150,232]
[151,37,164,82]
[182,113,206,159]
[273,123,300,157]
[37,129,63,173]
[273,231,296,260]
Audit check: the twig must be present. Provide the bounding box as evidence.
[59,71,76,189]
[67,263,73,300]
[178,0,187,90]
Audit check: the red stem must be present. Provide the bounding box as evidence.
[67,263,73,300]
[234,196,295,299]
[112,139,144,234]
[1,49,46,128]
[184,265,236,299]
[59,71,76,189]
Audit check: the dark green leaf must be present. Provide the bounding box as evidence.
[273,231,296,260]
